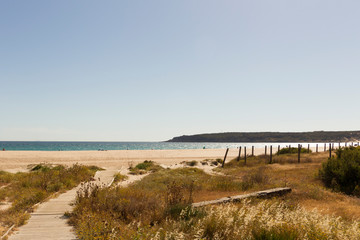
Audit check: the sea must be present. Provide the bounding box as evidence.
[0,141,353,151]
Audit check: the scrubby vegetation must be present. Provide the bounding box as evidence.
[0,164,100,234]
[277,146,312,155]
[149,201,360,239]
[69,151,360,239]
[112,173,128,185]
[69,174,194,239]
[69,166,276,239]
[182,160,198,166]
[129,160,163,175]
[201,158,223,166]
[319,146,360,196]
[70,190,360,239]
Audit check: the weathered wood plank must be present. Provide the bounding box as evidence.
[192,187,291,207]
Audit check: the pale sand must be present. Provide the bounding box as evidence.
[0,149,241,172]
[0,146,326,172]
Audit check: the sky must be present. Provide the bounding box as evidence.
[1,0,360,141]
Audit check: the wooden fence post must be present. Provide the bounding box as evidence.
[222,148,229,168]
[252,146,254,156]
[270,145,273,164]
[298,144,301,163]
[265,145,267,156]
[278,145,280,155]
[244,147,247,164]
[237,147,242,161]
[339,142,341,149]
[316,144,318,153]
[329,143,332,158]
[345,142,347,147]
[324,143,326,152]
[307,144,310,153]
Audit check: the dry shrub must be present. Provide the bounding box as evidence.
[73,183,164,225]
[0,164,98,231]
[273,154,312,164]
[183,160,198,166]
[112,173,128,185]
[208,176,243,192]
[166,180,194,218]
[241,166,269,191]
[151,200,360,239]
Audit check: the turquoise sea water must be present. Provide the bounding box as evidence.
[0,141,351,151]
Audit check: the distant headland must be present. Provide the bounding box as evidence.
[167,131,360,143]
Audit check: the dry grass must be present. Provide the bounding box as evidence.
[129,167,269,202]
[71,197,360,239]
[0,164,100,236]
[149,200,360,239]
[112,173,128,185]
[218,152,360,221]
[69,151,360,239]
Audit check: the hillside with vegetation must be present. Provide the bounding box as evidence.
[167,131,360,143]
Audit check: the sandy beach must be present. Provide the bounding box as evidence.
[0,149,241,172]
[0,145,326,172]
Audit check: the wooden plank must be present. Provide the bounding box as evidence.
[192,187,292,207]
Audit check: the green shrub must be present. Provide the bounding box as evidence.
[277,147,311,155]
[129,160,163,175]
[135,160,154,170]
[112,173,128,185]
[184,160,198,166]
[210,158,223,166]
[319,146,360,195]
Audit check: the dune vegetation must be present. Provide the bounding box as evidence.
[68,148,360,239]
[0,164,100,236]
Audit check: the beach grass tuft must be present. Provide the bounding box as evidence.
[129,160,163,175]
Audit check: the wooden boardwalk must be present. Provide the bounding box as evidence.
[8,169,118,240]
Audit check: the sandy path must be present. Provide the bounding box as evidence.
[8,169,118,240]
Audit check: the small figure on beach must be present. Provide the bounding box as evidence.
[203,146,206,149]
[2,148,5,151]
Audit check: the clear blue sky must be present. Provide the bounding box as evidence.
[1,1,360,141]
